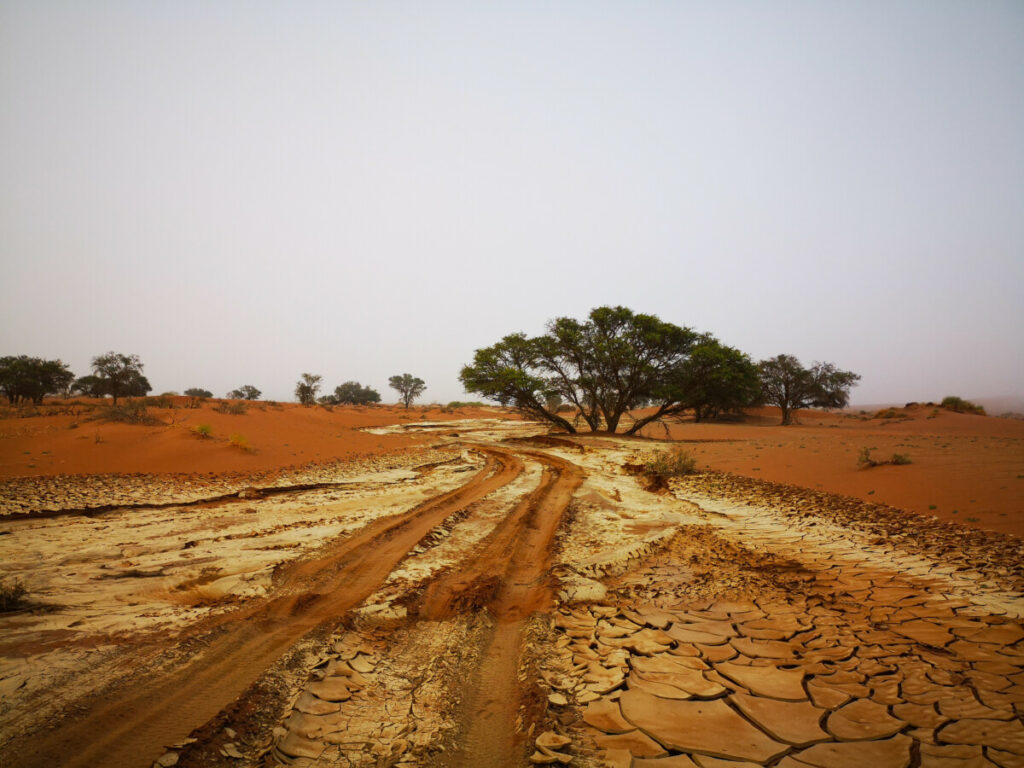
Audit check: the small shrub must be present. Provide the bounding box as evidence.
[891,453,912,465]
[192,423,213,439]
[643,447,698,478]
[941,396,985,415]
[214,401,247,415]
[228,433,253,452]
[92,401,160,425]
[146,395,174,408]
[857,447,878,468]
[446,401,486,408]
[184,388,213,398]
[0,578,28,612]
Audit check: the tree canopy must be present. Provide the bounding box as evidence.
[184,388,213,398]
[460,306,748,434]
[295,373,322,405]
[389,374,426,408]
[91,352,150,404]
[227,385,261,400]
[330,381,381,405]
[758,354,860,425]
[0,356,75,404]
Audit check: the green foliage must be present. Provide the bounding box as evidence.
[447,400,486,408]
[184,388,213,398]
[677,338,760,422]
[330,381,382,405]
[891,453,912,465]
[227,385,261,401]
[642,447,698,478]
[228,433,252,451]
[295,373,322,406]
[214,401,247,415]
[192,423,213,438]
[389,373,426,408]
[460,306,705,434]
[0,578,28,612]
[857,447,878,468]
[92,400,160,425]
[940,396,985,415]
[0,355,75,404]
[90,352,150,404]
[758,355,860,425]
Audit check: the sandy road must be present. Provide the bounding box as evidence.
[10,448,525,768]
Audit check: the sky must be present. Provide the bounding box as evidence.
[2,1,1022,406]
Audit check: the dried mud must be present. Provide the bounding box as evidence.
[1,419,1022,768]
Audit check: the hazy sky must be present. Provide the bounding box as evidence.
[2,1,1022,405]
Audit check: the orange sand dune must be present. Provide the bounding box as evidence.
[0,399,514,478]
[637,404,1024,536]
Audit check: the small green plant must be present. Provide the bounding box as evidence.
[191,423,213,439]
[940,396,985,415]
[858,448,911,468]
[214,401,247,415]
[965,516,979,523]
[643,447,698,478]
[928,504,937,510]
[0,578,28,612]
[228,433,253,452]
[891,453,912,465]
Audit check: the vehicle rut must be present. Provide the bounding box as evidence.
[12,450,523,768]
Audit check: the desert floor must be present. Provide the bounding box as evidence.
[1,403,1023,767]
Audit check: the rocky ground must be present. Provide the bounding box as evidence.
[1,420,1022,768]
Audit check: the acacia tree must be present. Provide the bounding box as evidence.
[331,381,381,405]
[461,306,708,434]
[758,354,860,425]
[227,385,261,400]
[184,388,213,398]
[91,352,149,404]
[0,356,75,404]
[677,338,760,422]
[295,373,322,405]
[389,374,426,408]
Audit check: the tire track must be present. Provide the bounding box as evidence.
[11,450,523,768]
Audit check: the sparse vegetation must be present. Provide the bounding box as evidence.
[941,396,985,415]
[191,423,213,439]
[213,401,247,415]
[146,395,174,408]
[0,578,28,612]
[228,433,252,451]
[184,388,213,398]
[447,401,486,408]
[759,354,860,426]
[858,448,912,468]
[327,381,381,405]
[92,400,160,425]
[90,352,151,404]
[642,447,698,478]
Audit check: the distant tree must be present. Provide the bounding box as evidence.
[758,354,860,425]
[90,352,149,405]
[184,388,213,398]
[227,385,261,400]
[73,375,108,397]
[295,373,322,405]
[0,356,75,405]
[677,338,760,422]
[332,381,382,405]
[389,373,426,408]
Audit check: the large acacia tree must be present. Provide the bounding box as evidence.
[758,354,860,425]
[91,352,150,404]
[0,356,75,404]
[461,306,740,434]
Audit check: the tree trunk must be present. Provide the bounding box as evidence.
[780,405,791,425]
[605,412,620,433]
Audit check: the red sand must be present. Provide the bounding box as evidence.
[638,405,1024,536]
[2,399,1021,536]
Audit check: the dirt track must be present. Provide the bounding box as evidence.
[2,419,1024,768]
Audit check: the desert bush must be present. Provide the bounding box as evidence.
[146,395,174,408]
[0,578,28,612]
[643,447,698,478]
[858,448,911,468]
[184,388,213,398]
[192,423,213,439]
[214,401,247,415]
[228,433,253,452]
[92,401,160,425]
[941,396,985,415]
[446,400,486,409]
